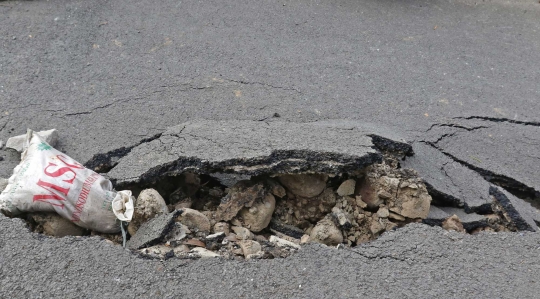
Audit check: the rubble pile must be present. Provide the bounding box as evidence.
[5,156,531,261]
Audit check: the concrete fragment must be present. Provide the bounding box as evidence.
[310,216,343,246]
[389,181,431,219]
[213,222,230,235]
[165,222,190,243]
[6,129,59,152]
[31,213,85,237]
[176,208,211,233]
[245,251,265,260]
[337,179,356,196]
[300,234,311,244]
[127,210,181,250]
[442,215,465,233]
[377,207,390,218]
[128,188,169,236]
[216,182,266,221]
[238,240,262,257]
[355,196,367,209]
[278,173,328,198]
[191,247,220,258]
[269,235,301,249]
[331,207,351,229]
[139,245,174,260]
[238,193,275,232]
[231,226,254,240]
[490,186,539,232]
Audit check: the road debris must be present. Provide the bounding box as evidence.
[3,123,538,261]
[5,129,59,153]
[0,130,135,233]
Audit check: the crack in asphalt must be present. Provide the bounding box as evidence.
[221,78,302,94]
[421,140,540,205]
[84,132,163,172]
[453,116,540,127]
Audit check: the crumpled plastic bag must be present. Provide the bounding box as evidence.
[0,130,134,233]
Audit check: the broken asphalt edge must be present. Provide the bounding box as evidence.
[79,120,538,232]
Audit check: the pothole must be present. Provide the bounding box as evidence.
[16,156,517,261]
[2,121,537,262]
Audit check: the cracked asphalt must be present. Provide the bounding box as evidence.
[1,0,540,297]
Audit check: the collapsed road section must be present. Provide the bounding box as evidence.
[1,120,539,261]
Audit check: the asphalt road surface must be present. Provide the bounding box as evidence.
[1,0,540,297]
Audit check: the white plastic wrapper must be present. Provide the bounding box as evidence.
[0,130,134,233]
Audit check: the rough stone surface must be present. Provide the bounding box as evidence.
[442,215,466,233]
[5,129,59,153]
[238,193,275,232]
[357,164,432,218]
[31,213,86,237]
[107,121,410,185]
[213,222,230,235]
[190,247,220,258]
[274,188,336,227]
[216,182,266,222]
[490,186,539,232]
[278,173,328,198]
[337,179,356,196]
[127,210,181,250]
[269,235,301,249]
[231,226,254,241]
[128,188,169,236]
[238,240,262,257]
[176,208,211,233]
[310,216,343,246]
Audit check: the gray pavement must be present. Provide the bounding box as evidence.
[1,0,540,297]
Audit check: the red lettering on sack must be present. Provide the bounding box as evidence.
[43,163,77,184]
[32,179,70,208]
[57,155,84,169]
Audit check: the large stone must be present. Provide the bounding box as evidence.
[310,216,343,246]
[337,179,356,196]
[127,210,181,250]
[128,188,169,236]
[6,129,59,153]
[278,174,328,198]
[31,213,85,237]
[216,182,266,221]
[231,226,254,240]
[176,208,211,233]
[238,193,275,232]
[390,181,431,219]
